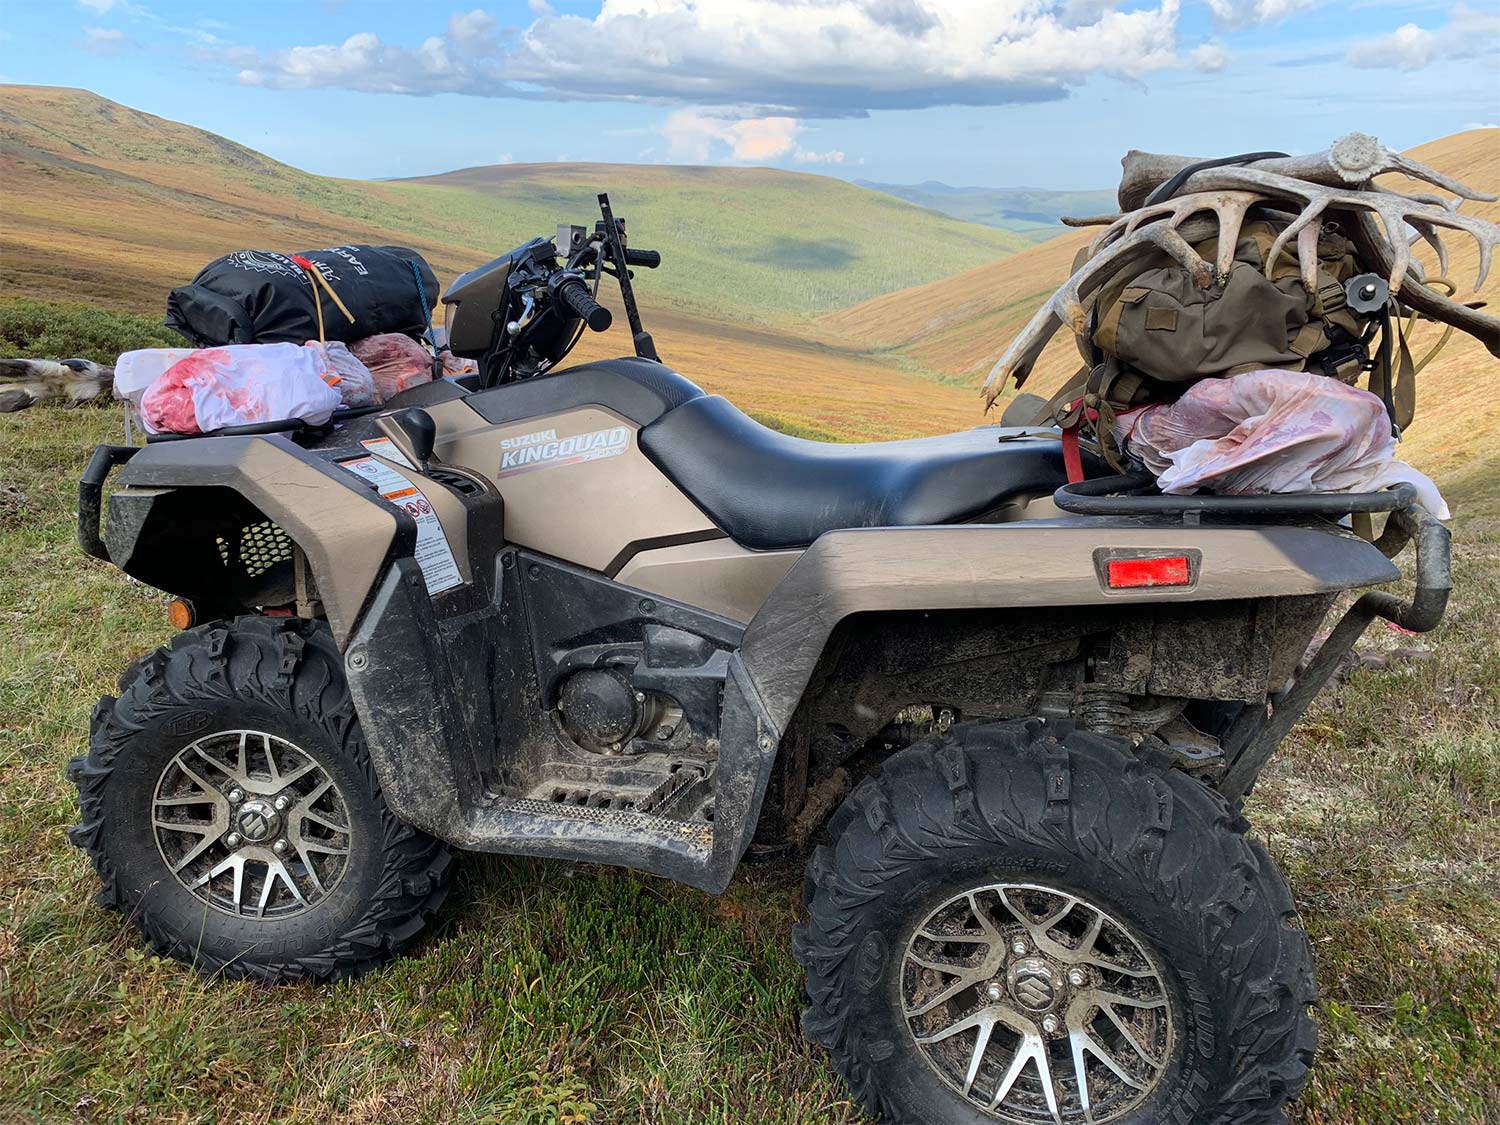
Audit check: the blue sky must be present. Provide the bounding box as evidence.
[2,1,1496,188]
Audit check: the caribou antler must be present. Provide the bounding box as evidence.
[1115,132,1496,211]
[982,134,1500,407]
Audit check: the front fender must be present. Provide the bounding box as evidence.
[105,435,415,645]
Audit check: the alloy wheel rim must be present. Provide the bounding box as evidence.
[151,729,353,919]
[902,882,1174,1123]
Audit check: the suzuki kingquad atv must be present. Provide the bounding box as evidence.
[71,196,1450,1125]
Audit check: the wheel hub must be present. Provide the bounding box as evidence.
[234,799,282,844]
[1006,958,1061,1014]
[151,729,353,919]
[902,882,1175,1123]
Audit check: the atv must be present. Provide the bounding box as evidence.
[71,195,1450,1125]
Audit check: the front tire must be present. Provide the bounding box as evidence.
[792,720,1316,1125]
[69,617,452,982]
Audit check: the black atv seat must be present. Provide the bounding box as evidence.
[639,394,1067,551]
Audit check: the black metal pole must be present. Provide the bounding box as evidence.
[597,193,659,362]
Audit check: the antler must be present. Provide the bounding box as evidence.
[982,134,1500,407]
[1115,132,1496,211]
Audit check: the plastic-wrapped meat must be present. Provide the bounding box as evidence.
[1113,370,1448,518]
[303,340,376,408]
[348,333,434,402]
[139,342,342,435]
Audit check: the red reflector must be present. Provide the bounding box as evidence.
[1107,556,1192,588]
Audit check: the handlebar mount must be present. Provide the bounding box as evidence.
[480,193,661,387]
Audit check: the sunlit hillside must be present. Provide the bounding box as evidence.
[0,85,1023,325]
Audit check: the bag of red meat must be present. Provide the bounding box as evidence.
[303,340,376,408]
[349,333,434,402]
[139,343,342,435]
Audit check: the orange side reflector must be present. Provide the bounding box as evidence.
[167,599,195,630]
[1106,556,1192,589]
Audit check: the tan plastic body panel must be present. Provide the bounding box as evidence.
[114,435,405,645]
[741,519,1402,731]
[614,539,803,623]
[427,400,719,573]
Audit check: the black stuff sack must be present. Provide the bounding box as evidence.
[165,245,438,347]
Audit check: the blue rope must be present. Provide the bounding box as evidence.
[410,259,437,349]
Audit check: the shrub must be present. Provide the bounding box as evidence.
[0,297,180,364]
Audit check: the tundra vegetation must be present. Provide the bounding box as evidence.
[0,303,1495,1124]
[1,85,1497,1123]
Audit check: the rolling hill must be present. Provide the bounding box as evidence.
[0,85,1023,325]
[855,180,1116,240]
[825,129,1500,481]
[403,161,1030,319]
[0,84,1033,437]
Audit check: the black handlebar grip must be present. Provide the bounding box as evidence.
[623,248,661,269]
[556,277,613,332]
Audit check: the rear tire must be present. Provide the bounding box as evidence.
[69,617,452,982]
[792,719,1316,1125]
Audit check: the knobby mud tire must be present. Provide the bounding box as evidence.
[69,616,452,982]
[792,719,1317,1125]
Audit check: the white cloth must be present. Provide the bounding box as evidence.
[114,348,197,408]
[138,342,342,435]
[1113,370,1449,518]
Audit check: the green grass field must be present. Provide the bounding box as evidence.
[1,397,1496,1124]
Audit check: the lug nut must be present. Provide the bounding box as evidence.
[1012,940,1028,956]
[225,832,242,848]
[1042,1014,1060,1034]
[227,788,244,804]
[273,796,290,812]
[986,983,1003,1002]
[273,839,290,856]
[1068,969,1086,987]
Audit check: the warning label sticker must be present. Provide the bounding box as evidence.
[338,444,463,595]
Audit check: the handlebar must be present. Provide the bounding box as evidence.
[622,248,661,269]
[552,274,613,332]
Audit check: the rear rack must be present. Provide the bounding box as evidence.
[1054,472,1416,517]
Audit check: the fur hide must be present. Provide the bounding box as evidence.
[0,358,115,412]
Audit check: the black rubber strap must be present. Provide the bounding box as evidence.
[1144,150,1290,206]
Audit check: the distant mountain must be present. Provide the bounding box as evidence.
[855,180,1117,240]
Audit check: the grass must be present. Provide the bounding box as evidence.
[2,399,1497,1124]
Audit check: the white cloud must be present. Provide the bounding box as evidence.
[528,0,555,14]
[1190,42,1230,70]
[221,0,1188,114]
[80,26,130,55]
[661,109,803,163]
[77,0,119,13]
[1205,0,1313,29]
[497,152,514,163]
[1348,5,1500,70]
[659,109,851,166]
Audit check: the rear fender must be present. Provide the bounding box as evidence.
[740,518,1401,732]
[104,435,414,645]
